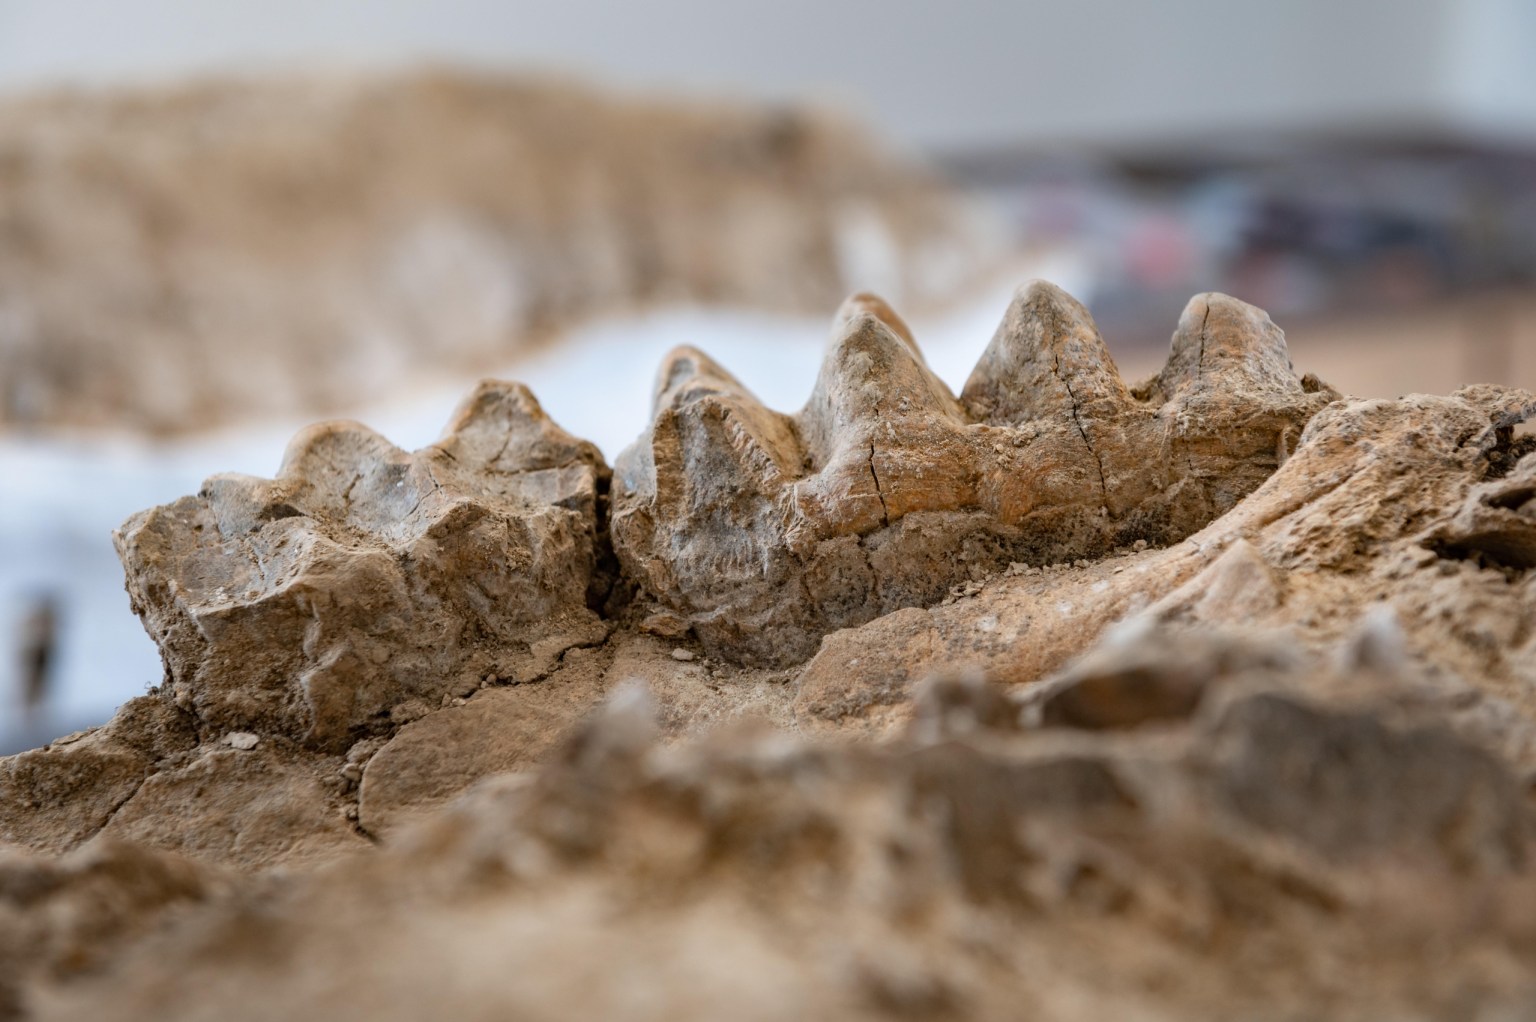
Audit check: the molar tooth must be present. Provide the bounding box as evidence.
[835,291,921,362]
[801,300,961,465]
[434,380,603,474]
[961,279,1129,427]
[116,382,609,747]
[652,345,757,412]
[279,421,406,488]
[1153,292,1301,401]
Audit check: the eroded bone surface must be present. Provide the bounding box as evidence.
[113,381,610,748]
[613,281,1338,665]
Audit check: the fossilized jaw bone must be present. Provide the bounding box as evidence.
[115,381,610,749]
[612,280,1339,668]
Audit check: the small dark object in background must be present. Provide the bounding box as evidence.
[19,594,58,721]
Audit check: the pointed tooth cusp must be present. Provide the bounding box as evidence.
[1155,292,1301,402]
[835,291,921,361]
[436,380,601,472]
[962,279,1129,427]
[801,302,961,465]
[651,345,758,413]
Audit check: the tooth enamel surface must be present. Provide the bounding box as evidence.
[114,381,610,748]
[613,281,1340,666]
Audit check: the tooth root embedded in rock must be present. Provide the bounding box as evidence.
[114,383,609,749]
[961,279,1131,427]
[1151,292,1306,403]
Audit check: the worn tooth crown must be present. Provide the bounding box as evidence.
[116,281,1344,705]
[613,281,1340,667]
[1152,292,1300,402]
[962,279,1130,426]
[114,380,610,748]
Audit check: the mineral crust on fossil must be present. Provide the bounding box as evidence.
[612,281,1337,665]
[113,381,609,748]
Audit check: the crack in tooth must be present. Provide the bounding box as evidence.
[613,281,1339,667]
[1153,292,1303,402]
[962,279,1130,427]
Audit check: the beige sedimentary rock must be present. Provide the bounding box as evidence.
[613,282,1337,665]
[25,677,1536,1022]
[0,71,990,433]
[113,381,609,749]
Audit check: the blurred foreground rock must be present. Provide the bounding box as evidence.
[5,283,1536,1020]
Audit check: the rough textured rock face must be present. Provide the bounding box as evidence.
[5,282,1536,1020]
[612,282,1337,665]
[113,381,609,748]
[0,71,992,433]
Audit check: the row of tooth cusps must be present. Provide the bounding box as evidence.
[613,281,1336,555]
[136,280,1335,673]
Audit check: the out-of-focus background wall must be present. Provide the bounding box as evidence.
[5,0,1535,149]
[2,0,1533,750]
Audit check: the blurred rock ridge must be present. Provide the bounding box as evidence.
[0,69,993,434]
[5,280,1536,1021]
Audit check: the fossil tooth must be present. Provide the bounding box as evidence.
[651,345,756,411]
[962,279,1130,426]
[793,304,967,535]
[613,282,1338,667]
[115,382,609,748]
[799,299,962,460]
[1150,292,1303,402]
[835,291,921,359]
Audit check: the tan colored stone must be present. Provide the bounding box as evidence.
[99,747,367,870]
[358,680,603,839]
[0,72,992,434]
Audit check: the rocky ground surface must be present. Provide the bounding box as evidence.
[0,70,989,434]
[4,283,1536,1020]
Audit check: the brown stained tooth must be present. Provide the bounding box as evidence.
[835,291,921,360]
[622,345,803,507]
[1149,292,1308,403]
[800,299,962,459]
[432,381,607,516]
[612,283,1341,667]
[435,380,604,474]
[961,279,1131,427]
[650,345,755,412]
[114,386,610,749]
[793,303,967,533]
